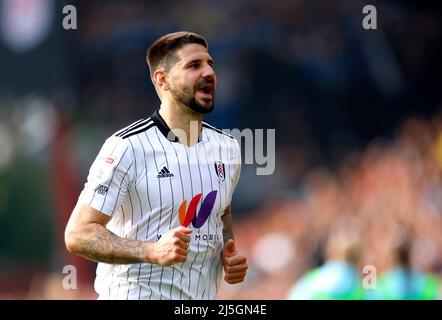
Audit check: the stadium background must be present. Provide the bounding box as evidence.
[0,0,441,299]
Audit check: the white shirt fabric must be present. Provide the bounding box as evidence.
[77,110,241,300]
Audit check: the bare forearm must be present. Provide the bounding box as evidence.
[222,204,234,243]
[68,223,150,264]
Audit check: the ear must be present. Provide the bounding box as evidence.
[153,69,170,91]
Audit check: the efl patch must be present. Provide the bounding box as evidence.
[95,184,109,195]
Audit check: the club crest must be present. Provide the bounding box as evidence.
[214,161,225,182]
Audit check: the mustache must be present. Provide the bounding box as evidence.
[196,79,214,89]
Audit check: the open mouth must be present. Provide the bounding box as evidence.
[196,85,214,98]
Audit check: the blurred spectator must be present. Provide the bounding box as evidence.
[287,230,364,300]
[366,233,441,300]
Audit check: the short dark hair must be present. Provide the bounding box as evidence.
[146,31,208,77]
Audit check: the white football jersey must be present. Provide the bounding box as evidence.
[77,109,241,300]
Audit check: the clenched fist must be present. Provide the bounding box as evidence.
[221,239,248,284]
[147,226,192,266]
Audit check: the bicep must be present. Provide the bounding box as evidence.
[65,203,112,253]
[67,203,112,230]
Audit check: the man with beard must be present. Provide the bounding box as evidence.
[65,32,247,300]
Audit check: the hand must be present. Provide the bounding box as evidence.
[147,226,192,266]
[221,239,248,284]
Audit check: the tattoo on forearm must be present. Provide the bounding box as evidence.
[222,204,234,243]
[76,223,147,264]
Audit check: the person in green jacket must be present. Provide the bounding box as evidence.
[287,231,365,300]
[366,236,440,300]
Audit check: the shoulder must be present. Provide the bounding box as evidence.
[205,122,242,157]
[112,117,156,140]
[202,121,235,140]
[203,122,240,155]
[101,118,157,157]
[202,121,239,148]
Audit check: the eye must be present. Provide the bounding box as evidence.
[189,63,200,69]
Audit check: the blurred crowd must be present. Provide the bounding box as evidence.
[70,0,442,212]
[218,113,442,299]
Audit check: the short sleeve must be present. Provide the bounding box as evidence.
[227,138,241,204]
[232,139,241,190]
[78,136,134,216]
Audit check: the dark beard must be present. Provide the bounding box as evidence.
[188,97,214,114]
[170,85,215,115]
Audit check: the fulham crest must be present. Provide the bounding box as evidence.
[214,161,225,182]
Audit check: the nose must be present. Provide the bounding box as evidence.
[201,63,215,80]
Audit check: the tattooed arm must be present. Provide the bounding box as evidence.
[221,204,234,244]
[221,204,248,284]
[64,203,192,266]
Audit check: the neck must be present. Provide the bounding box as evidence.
[159,100,203,147]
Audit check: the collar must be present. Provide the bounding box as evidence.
[151,108,204,143]
[151,109,180,142]
[151,108,203,143]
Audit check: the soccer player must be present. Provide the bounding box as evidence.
[64,31,247,300]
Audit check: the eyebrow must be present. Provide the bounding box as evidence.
[184,58,214,66]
